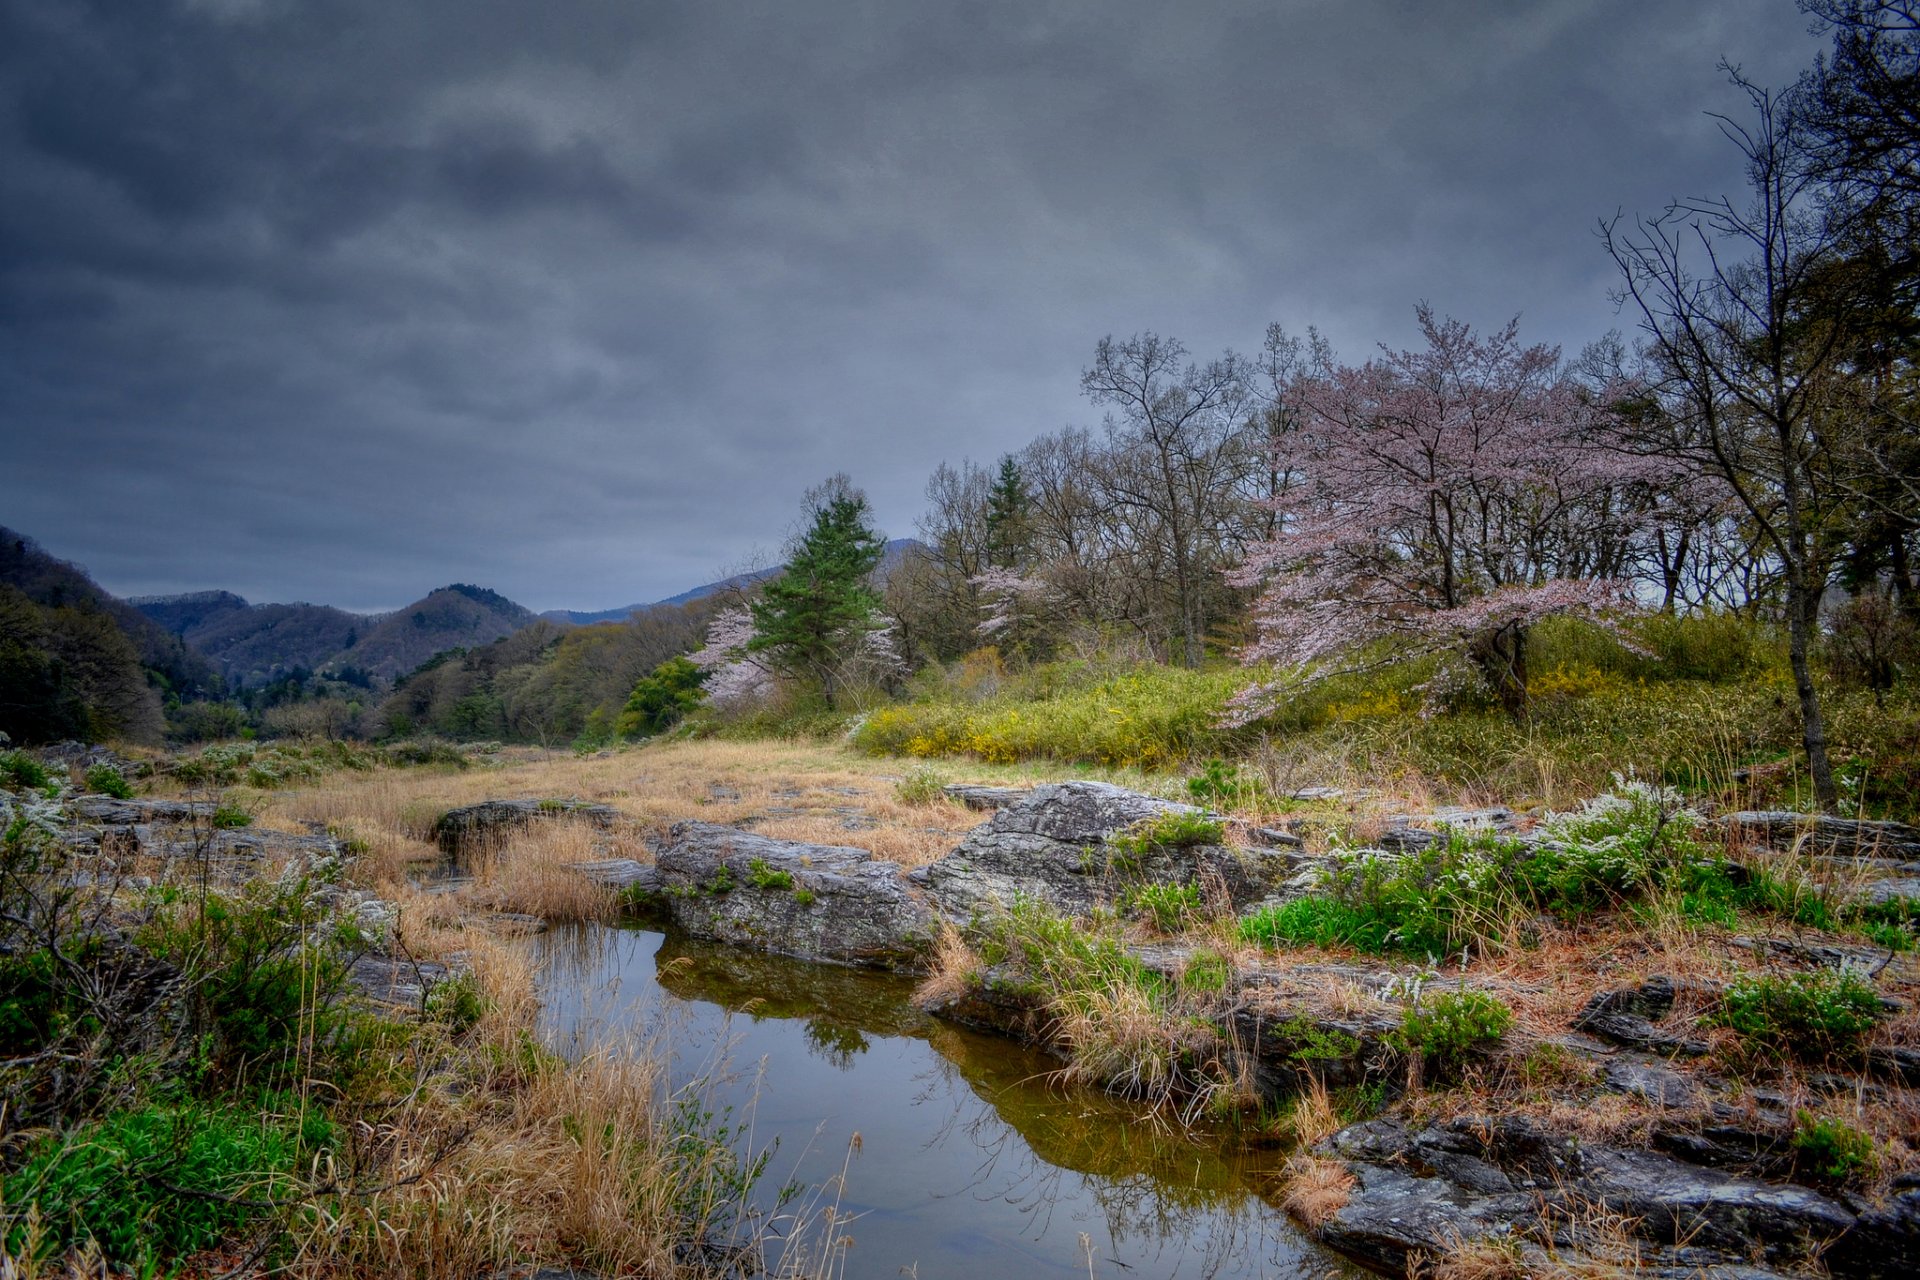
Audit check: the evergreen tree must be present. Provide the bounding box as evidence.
[748,477,886,707]
[983,455,1032,570]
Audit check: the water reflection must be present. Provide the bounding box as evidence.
[527,925,1360,1280]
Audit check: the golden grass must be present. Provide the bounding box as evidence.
[1279,1154,1353,1228]
[913,924,984,1007]
[1279,1076,1343,1147]
[465,820,626,924]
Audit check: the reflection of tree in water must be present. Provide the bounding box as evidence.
[801,1017,870,1069]
[915,1023,1305,1278]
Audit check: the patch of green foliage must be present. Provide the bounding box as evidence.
[982,897,1165,1003]
[616,656,708,739]
[1279,1015,1362,1063]
[747,857,794,891]
[1396,989,1513,1069]
[1,1097,324,1274]
[82,763,133,799]
[792,888,817,906]
[1187,758,1266,810]
[705,864,736,895]
[1715,970,1882,1060]
[210,801,253,829]
[0,751,49,791]
[893,764,947,806]
[1239,896,1389,951]
[425,971,489,1035]
[1107,811,1225,874]
[1792,1111,1880,1182]
[1179,948,1230,993]
[1123,881,1203,932]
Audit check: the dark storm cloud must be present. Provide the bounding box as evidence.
[1,0,1821,612]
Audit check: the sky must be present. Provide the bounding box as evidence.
[0,0,1826,614]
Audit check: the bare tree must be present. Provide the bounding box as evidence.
[1603,77,1856,809]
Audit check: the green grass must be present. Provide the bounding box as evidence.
[1716,970,1882,1061]
[2,1098,323,1273]
[1793,1111,1880,1181]
[83,763,133,799]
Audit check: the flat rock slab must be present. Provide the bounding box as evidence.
[1376,806,1520,852]
[652,821,935,969]
[1727,812,1920,861]
[941,783,1031,810]
[1320,1115,1871,1277]
[910,780,1290,921]
[432,799,624,853]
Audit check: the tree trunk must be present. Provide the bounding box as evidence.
[1784,579,1840,811]
[1469,624,1529,723]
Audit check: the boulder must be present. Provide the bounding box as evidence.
[941,783,1031,811]
[651,821,936,969]
[909,780,1290,921]
[431,798,625,854]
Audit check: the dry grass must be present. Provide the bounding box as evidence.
[1279,1154,1354,1228]
[913,924,984,1007]
[465,820,625,924]
[1278,1076,1343,1147]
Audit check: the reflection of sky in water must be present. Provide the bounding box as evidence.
[528,926,1362,1280]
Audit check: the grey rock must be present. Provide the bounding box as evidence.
[652,822,935,969]
[910,781,1288,921]
[1248,825,1306,849]
[942,783,1031,810]
[575,858,655,890]
[1320,1116,1866,1276]
[1853,877,1920,907]
[1377,806,1519,852]
[1604,1056,1701,1108]
[346,953,448,1010]
[1824,1188,1920,1280]
[1726,812,1920,860]
[1574,976,1710,1056]
[432,798,625,853]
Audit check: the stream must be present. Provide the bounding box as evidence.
[529,924,1362,1280]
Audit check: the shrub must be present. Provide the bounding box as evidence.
[1187,758,1266,810]
[1107,810,1225,871]
[1397,989,1513,1069]
[425,971,489,1034]
[210,801,253,829]
[1716,970,1882,1060]
[83,763,132,799]
[0,751,49,791]
[894,765,947,806]
[1792,1111,1879,1181]
[1239,896,1392,952]
[1124,881,1203,932]
[1,1100,312,1273]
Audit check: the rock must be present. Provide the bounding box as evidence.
[574,858,655,891]
[1248,825,1307,849]
[1824,1188,1920,1280]
[432,799,625,854]
[652,822,935,969]
[1853,877,1920,907]
[1726,812,1920,861]
[942,783,1031,810]
[1376,806,1520,852]
[345,952,448,1010]
[910,781,1290,921]
[1604,1056,1701,1108]
[1319,1116,1865,1276]
[1573,976,1711,1057]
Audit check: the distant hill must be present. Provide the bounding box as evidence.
[1,527,218,702]
[335,584,536,681]
[542,539,925,626]
[140,596,368,687]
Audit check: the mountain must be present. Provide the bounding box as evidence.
[129,589,251,637]
[334,584,536,681]
[150,598,368,687]
[541,538,926,626]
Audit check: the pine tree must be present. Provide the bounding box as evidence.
[982,455,1031,570]
[748,478,886,707]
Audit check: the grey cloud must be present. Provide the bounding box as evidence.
[0,0,1822,612]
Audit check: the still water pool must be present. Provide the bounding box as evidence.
[530,925,1362,1280]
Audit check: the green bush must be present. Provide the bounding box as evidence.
[1716,970,1882,1060]
[83,763,133,799]
[893,764,947,806]
[210,802,253,829]
[425,971,489,1034]
[0,751,49,791]
[1792,1111,1879,1181]
[1,1100,316,1272]
[1397,989,1513,1068]
[1123,881,1203,932]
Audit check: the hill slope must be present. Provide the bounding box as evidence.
[337,584,536,681]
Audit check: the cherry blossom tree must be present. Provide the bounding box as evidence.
[1229,307,1642,724]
